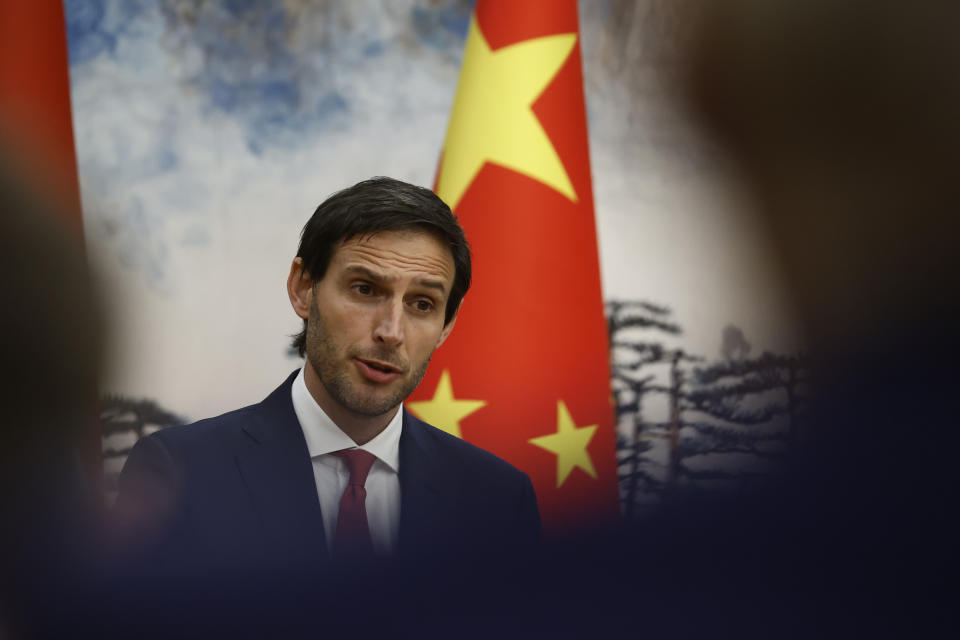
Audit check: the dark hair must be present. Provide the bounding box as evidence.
[291,176,471,357]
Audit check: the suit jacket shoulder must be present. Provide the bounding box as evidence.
[116,371,326,571]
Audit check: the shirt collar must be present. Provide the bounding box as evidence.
[290,366,402,473]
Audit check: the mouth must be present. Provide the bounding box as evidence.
[359,358,401,373]
[354,358,403,383]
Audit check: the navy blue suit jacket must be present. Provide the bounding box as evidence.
[117,371,540,574]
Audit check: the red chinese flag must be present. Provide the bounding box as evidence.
[407,0,620,534]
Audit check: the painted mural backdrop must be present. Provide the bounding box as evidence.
[65,0,800,513]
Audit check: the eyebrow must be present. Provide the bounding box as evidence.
[415,278,448,294]
[344,265,448,294]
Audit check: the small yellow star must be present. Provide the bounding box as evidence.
[529,401,598,487]
[407,370,486,438]
[436,15,578,210]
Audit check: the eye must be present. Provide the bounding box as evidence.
[412,299,435,313]
[352,282,375,296]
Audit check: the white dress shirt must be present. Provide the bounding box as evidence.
[290,367,402,555]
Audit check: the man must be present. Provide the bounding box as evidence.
[117,177,540,575]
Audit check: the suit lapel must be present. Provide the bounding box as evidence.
[234,371,329,568]
[231,381,459,561]
[397,410,461,555]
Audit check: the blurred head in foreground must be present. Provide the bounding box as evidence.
[679,2,958,632]
[0,143,102,634]
[685,0,960,354]
[0,148,100,488]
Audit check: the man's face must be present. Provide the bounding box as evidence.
[297,230,457,419]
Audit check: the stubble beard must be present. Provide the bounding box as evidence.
[305,299,432,417]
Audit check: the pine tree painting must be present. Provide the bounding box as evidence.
[609,302,807,519]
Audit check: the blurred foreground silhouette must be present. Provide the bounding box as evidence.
[0,145,102,637]
[678,0,959,633]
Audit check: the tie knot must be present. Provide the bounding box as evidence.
[333,449,377,486]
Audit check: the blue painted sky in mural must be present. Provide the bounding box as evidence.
[411,3,471,52]
[66,0,472,156]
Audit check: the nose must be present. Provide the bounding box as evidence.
[373,299,405,347]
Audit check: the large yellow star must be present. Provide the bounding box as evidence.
[436,16,578,211]
[529,401,598,487]
[406,370,486,439]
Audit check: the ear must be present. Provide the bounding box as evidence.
[287,257,314,320]
[435,301,461,348]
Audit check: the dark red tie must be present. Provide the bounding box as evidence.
[332,449,377,558]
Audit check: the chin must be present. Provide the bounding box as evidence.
[344,389,403,417]
[348,402,399,418]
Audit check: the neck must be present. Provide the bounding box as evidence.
[302,362,398,445]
